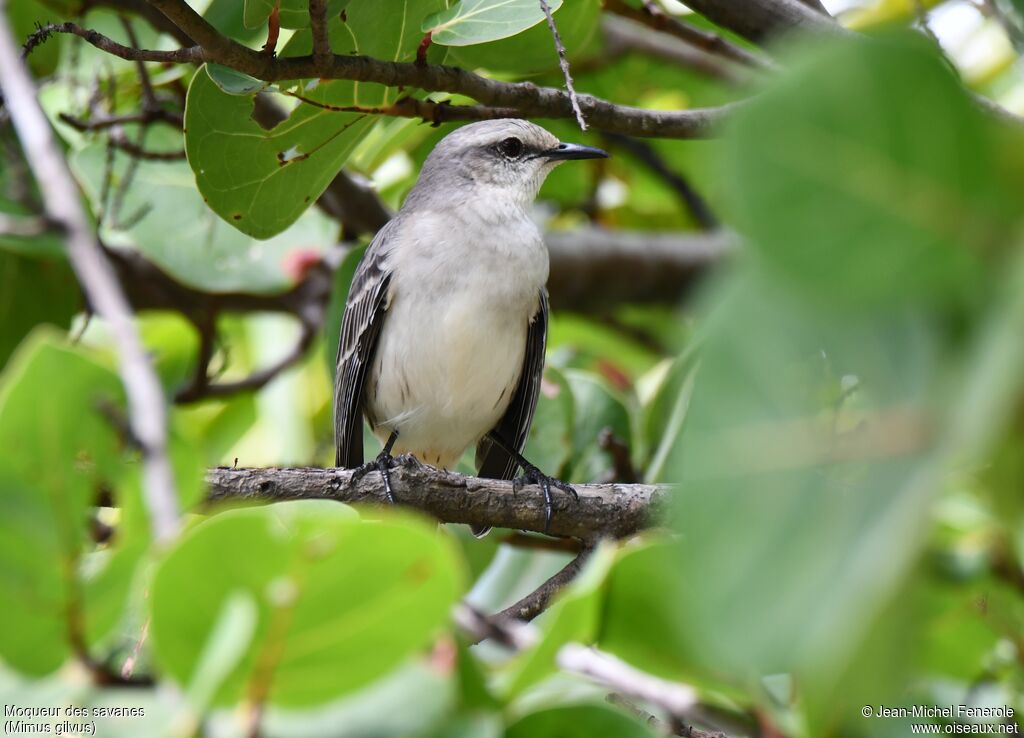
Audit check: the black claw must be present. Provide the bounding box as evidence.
[350,433,401,504]
[515,462,577,535]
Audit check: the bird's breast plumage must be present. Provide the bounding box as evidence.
[363,209,547,468]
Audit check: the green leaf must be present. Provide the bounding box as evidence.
[643,350,699,483]
[506,704,659,738]
[150,503,466,707]
[184,592,260,711]
[206,63,270,95]
[71,139,336,293]
[448,0,600,74]
[0,331,125,675]
[564,369,632,483]
[186,0,445,237]
[596,539,714,688]
[424,0,563,46]
[522,365,574,478]
[0,250,80,369]
[725,34,1014,310]
[184,66,374,240]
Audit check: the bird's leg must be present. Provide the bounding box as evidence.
[486,431,578,534]
[351,430,400,503]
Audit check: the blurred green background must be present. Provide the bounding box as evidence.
[1,0,1023,736]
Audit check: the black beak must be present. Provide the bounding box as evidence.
[542,142,609,161]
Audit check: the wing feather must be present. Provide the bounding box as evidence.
[476,289,549,480]
[334,223,396,468]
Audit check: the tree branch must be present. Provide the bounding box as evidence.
[206,466,666,540]
[545,227,734,311]
[602,15,744,83]
[680,0,843,44]
[603,0,773,70]
[494,545,594,623]
[26,18,734,138]
[0,14,180,542]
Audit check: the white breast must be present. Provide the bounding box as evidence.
[364,209,548,468]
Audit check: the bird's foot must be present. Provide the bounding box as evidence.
[513,463,578,534]
[350,450,422,504]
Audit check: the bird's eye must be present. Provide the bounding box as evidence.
[497,137,525,159]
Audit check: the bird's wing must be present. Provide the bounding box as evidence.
[334,223,396,468]
[476,288,549,480]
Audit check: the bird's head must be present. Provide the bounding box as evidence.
[409,119,608,209]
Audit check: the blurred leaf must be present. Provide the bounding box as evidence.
[643,350,698,483]
[454,636,500,710]
[150,503,466,706]
[7,0,62,75]
[0,250,79,369]
[0,331,124,675]
[424,0,563,46]
[501,541,615,697]
[261,659,455,738]
[726,34,1012,310]
[596,539,717,687]
[506,703,659,738]
[548,313,661,380]
[185,591,260,711]
[523,366,574,477]
[668,271,939,717]
[137,313,199,391]
[72,138,335,293]
[564,369,632,483]
[426,712,502,738]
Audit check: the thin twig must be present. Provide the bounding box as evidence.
[493,545,594,623]
[175,317,316,402]
[539,0,586,130]
[0,14,180,542]
[58,108,184,131]
[454,606,727,736]
[108,130,186,160]
[118,15,158,110]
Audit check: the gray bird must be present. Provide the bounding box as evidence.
[334,119,607,532]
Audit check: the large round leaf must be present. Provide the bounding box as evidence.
[725,34,1012,309]
[150,502,466,706]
